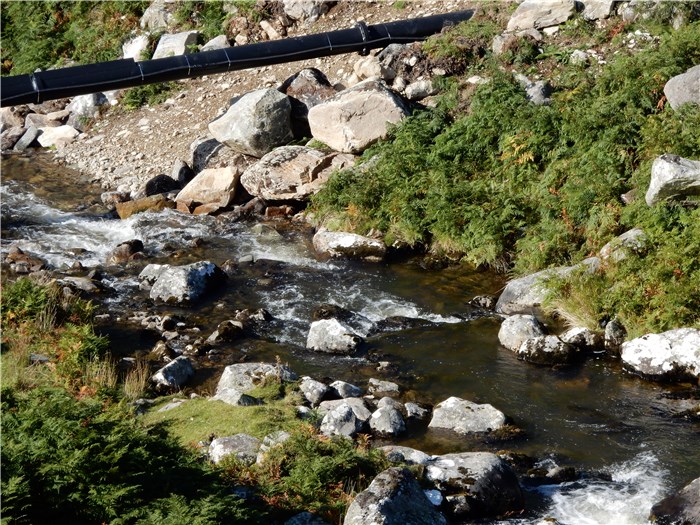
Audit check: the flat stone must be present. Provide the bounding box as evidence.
[428,396,506,434]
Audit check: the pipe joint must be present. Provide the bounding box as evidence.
[355,21,370,56]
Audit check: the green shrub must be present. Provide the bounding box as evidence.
[223,425,389,523]
[121,82,178,110]
[1,387,258,525]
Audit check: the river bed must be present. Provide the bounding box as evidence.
[2,153,698,524]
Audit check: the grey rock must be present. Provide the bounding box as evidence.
[380,445,432,465]
[582,0,616,20]
[369,405,406,437]
[404,79,438,101]
[283,0,331,23]
[36,125,79,148]
[151,356,194,391]
[206,320,244,344]
[560,327,604,352]
[171,159,195,186]
[66,93,108,130]
[600,228,648,261]
[101,191,131,209]
[300,376,330,406]
[122,34,150,61]
[515,73,551,105]
[211,387,262,406]
[308,79,409,154]
[216,362,297,395]
[13,126,40,151]
[1,127,26,151]
[646,154,700,206]
[405,402,430,421]
[507,0,576,31]
[320,402,365,438]
[498,314,547,351]
[307,318,362,354]
[664,65,700,110]
[344,467,447,525]
[368,378,400,396]
[313,229,386,262]
[649,476,700,525]
[517,335,578,365]
[153,31,199,59]
[201,35,229,52]
[621,328,700,381]
[329,380,363,398]
[208,88,294,158]
[495,259,599,315]
[353,55,396,83]
[1,106,27,131]
[25,113,61,129]
[318,397,372,422]
[140,0,176,31]
[240,146,355,201]
[424,452,524,518]
[209,433,261,465]
[175,166,243,209]
[107,239,144,265]
[257,430,292,464]
[141,261,226,305]
[428,396,506,434]
[605,318,627,352]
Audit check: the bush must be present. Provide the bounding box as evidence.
[0,387,259,525]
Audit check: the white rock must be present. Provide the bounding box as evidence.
[37,125,79,148]
[507,0,576,31]
[498,314,546,351]
[664,64,700,110]
[152,31,200,59]
[175,166,242,209]
[306,318,362,354]
[646,154,700,206]
[621,328,700,380]
[428,396,506,434]
[312,229,386,262]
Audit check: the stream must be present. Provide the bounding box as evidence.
[2,153,699,525]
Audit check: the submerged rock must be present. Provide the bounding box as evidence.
[344,467,447,525]
[313,229,387,262]
[517,335,578,366]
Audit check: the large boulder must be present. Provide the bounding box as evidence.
[280,68,336,137]
[240,146,355,201]
[36,125,79,148]
[664,65,700,110]
[152,30,199,59]
[139,261,226,305]
[306,318,363,354]
[498,314,546,351]
[308,79,409,154]
[506,0,576,31]
[208,88,294,158]
[215,362,297,395]
[424,452,524,519]
[344,467,447,525]
[495,258,599,315]
[649,476,700,525]
[517,335,578,366]
[209,433,261,465]
[151,356,194,391]
[175,166,242,210]
[313,229,386,262]
[645,154,700,206]
[621,328,700,381]
[428,396,507,434]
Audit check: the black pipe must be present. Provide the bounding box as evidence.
[0,10,473,107]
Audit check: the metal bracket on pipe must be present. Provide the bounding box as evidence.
[355,21,370,56]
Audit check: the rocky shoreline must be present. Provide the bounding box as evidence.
[2,1,700,523]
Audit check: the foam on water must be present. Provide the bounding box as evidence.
[530,452,668,525]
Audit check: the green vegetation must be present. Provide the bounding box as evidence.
[311,14,700,336]
[1,278,392,523]
[0,2,149,75]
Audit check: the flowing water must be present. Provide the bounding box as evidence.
[2,153,699,524]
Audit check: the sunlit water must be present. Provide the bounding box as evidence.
[2,154,698,524]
